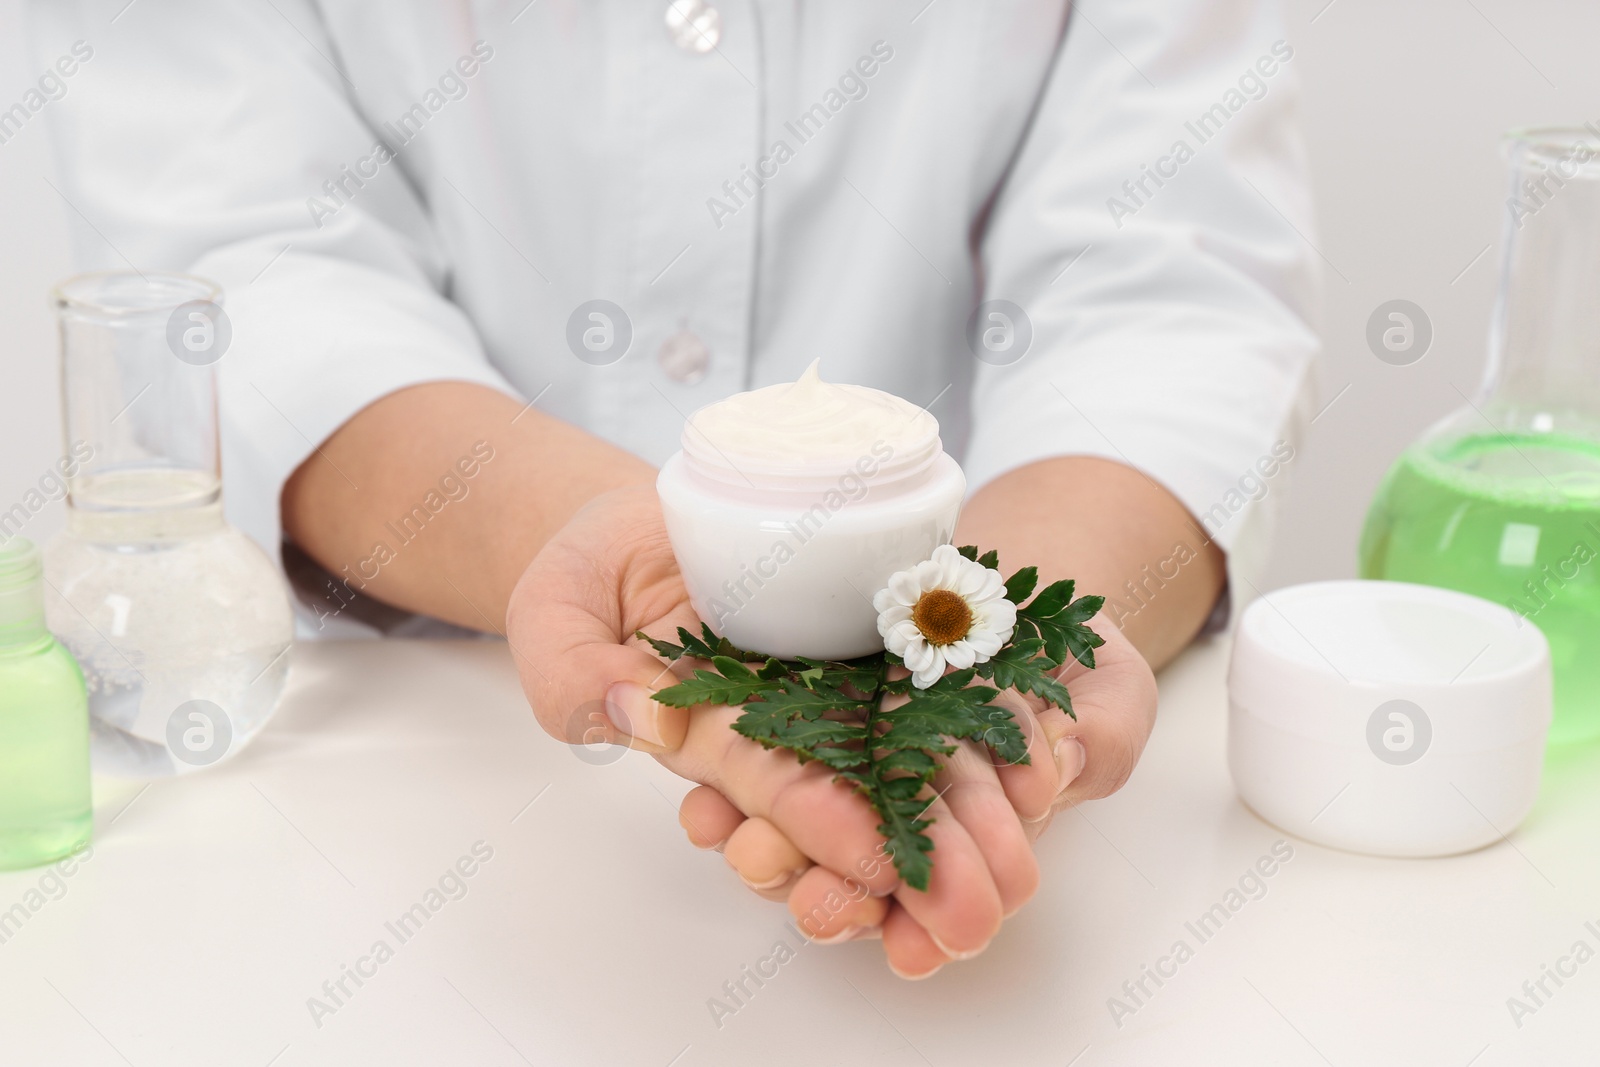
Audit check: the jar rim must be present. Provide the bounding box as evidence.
[53,270,223,318]
[679,421,944,494]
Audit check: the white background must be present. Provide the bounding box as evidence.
[3,0,1598,590]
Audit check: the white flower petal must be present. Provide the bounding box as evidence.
[943,641,977,670]
[912,652,946,689]
[873,587,896,613]
[947,551,979,589]
[979,571,1009,601]
[982,599,1018,632]
[883,624,912,656]
[930,544,963,569]
[888,569,923,606]
[902,639,938,674]
[965,630,1004,658]
[879,605,912,626]
[955,562,989,597]
[890,619,922,646]
[913,557,945,590]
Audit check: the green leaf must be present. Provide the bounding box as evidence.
[976,549,999,571]
[879,675,914,696]
[890,668,1032,763]
[635,630,686,661]
[744,708,868,769]
[733,680,865,741]
[970,701,1031,765]
[791,656,881,694]
[877,718,961,757]
[661,623,764,662]
[890,672,1004,742]
[877,749,939,776]
[673,625,722,660]
[630,624,746,663]
[956,545,979,562]
[979,639,1076,719]
[1019,580,1105,669]
[837,767,938,893]
[1023,578,1076,619]
[710,655,756,679]
[1060,595,1107,668]
[652,657,785,708]
[803,744,873,772]
[874,791,937,893]
[779,718,870,748]
[1003,566,1038,604]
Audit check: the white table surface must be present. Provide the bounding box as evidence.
[2,636,1597,1067]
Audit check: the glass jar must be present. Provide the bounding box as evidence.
[1360,127,1600,746]
[43,272,294,776]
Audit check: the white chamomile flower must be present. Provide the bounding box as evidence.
[873,544,1017,689]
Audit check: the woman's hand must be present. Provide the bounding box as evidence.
[505,484,700,752]
[679,618,1159,977]
[506,484,1116,964]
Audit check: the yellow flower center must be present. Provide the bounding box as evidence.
[912,588,973,646]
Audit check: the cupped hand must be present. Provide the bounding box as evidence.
[680,616,1159,978]
[506,485,1071,962]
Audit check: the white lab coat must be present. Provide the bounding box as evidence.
[29,0,1319,635]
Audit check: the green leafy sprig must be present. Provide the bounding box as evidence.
[641,546,1104,892]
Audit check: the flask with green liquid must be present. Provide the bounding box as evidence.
[0,538,92,869]
[1361,126,1600,746]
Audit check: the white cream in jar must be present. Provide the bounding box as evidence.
[656,360,965,659]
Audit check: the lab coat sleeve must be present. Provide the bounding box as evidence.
[29,2,519,561]
[965,0,1321,616]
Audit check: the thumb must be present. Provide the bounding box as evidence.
[506,566,689,755]
[559,644,689,754]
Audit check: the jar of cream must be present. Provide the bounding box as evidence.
[656,361,966,660]
[1227,580,1551,857]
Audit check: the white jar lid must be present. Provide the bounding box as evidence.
[1228,580,1552,857]
[1229,580,1551,751]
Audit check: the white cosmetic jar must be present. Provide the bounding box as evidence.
[1227,580,1551,857]
[656,424,965,661]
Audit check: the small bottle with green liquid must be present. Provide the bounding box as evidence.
[0,538,92,868]
[1361,126,1600,746]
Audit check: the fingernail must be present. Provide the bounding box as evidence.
[680,812,720,851]
[927,931,989,961]
[807,924,868,945]
[1054,737,1086,792]
[739,869,798,892]
[605,681,681,750]
[888,959,943,981]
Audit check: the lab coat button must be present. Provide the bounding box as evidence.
[665,0,721,53]
[658,328,710,384]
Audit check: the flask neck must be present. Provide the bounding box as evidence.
[1484,127,1600,425]
[53,272,225,509]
